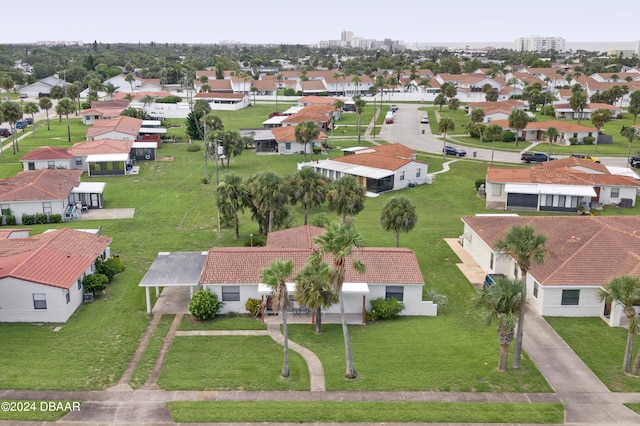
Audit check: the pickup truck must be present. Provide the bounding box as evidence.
[630,155,640,168]
[521,152,556,163]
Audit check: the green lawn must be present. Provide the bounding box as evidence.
[545,317,640,393]
[179,314,266,331]
[129,314,175,390]
[626,403,640,415]
[168,401,564,423]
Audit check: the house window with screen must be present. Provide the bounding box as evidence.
[65,291,70,304]
[385,286,404,301]
[33,293,47,310]
[416,168,421,178]
[533,283,539,298]
[285,142,291,150]
[1,204,10,216]
[611,188,620,198]
[42,202,52,213]
[561,289,580,305]
[48,161,55,169]
[222,286,240,302]
[399,171,405,181]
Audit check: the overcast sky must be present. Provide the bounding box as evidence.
[4,0,639,46]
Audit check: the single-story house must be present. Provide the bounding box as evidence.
[18,74,69,98]
[192,93,250,110]
[141,226,438,319]
[459,215,640,326]
[270,126,327,155]
[554,102,622,120]
[466,100,527,123]
[79,100,129,125]
[298,144,430,193]
[20,147,73,171]
[485,157,640,211]
[86,116,143,141]
[68,139,133,176]
[0,169,105,223]
[490,119,597,145]
[0,227,112,323]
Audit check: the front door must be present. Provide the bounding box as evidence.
[90,193,100,208]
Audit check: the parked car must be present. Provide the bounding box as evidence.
[0,128,14,138]
[420,116,429,123]
[16,121,27,129]
[442,145,467,157]
[521,152,555,163]
[571,153,600,163]
[630,155,640,168]
[390,104,398,112]
[484,273,508,289]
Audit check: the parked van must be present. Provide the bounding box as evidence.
[385,111,394,124]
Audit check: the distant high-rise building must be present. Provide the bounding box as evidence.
[515,35,565,52]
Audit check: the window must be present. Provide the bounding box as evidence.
[491,184,502,196]
[399,171,405,181]
[611,187,620,198]
[75,159,82,166]
[222,286,240,302]
[558,195,566,207]
[33,293,47,310]
[42,202,52,214]
[533,283,539,298]
[561,289,580,306]
[416,168,421,178]
[385,286,404,301]
[47,161,55,169]
[1,204,9,216]
[65,291,70,304]
[28,162,35,170]
[77,278,82,290]
[285,142,291,150]
[546,195,553,206]
[489,252,494,270]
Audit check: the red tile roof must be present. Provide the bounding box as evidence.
[0,228,112,289]
[461,216,640,286]
[0,169,83,202]
[86,116,142,139]
[69,139,133,156]
[20,147,72,161]
[266,226,326,249]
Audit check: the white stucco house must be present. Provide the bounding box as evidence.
[0,228,112,323]
[20,147,73,171]
[297,144,430,193]
[141,226,438,320]
[485,157,640,211]
[459,215,640,327]
[270,125,327,155]
[86,116,143,141]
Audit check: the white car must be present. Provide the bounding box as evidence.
[420,116,429,123]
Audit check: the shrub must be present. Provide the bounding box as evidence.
[96,257,126,282]
[189,289,223,321]
[501,131,515,142]
[474,179,486,190]
[155,95,182,104]
[83,273,109,294]
[469,124,486,139]
[582,136,595,145]
[540,105,555,116]
[310,212,330,228]
[21,214,35,225]
[49,213,62,223]
[35,213,47,224]
[368,297,405,321]
[245,298,263,318]
[283,88,296,96]
[425,288,448,310]
[569,137,578,145]
[5,215,16,225]
[312,146,322,154]
[244,234,266,247]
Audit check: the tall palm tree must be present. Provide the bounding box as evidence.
[447,98,460,126]
[216,174,250,240]
[23,102,39,137]
[622,126,639,166]
[326,175,366,225]
[1,101,23,154]
[485,123,504,167]
[103,82,119,100]
[598,275,640,375]
[38,97,53,131]
[352,75,361,96]
[125,73,135,94]
[508,109,529,147]
[332,72,343,95]
[294,120,319,159]
[295,263,338,334]
[476,277,523,372]
[55,98,76,143]
[495,225,547,369]
[544,126,559,158]
[434,93,447,111]
[247,171,287,234]
[287,168,328,225]
[438,117,455,160]
[274,73,282,112]
[354,97,366,145]
[260,259,294,378]
[379,196,418,247]
[469,108,485,142]
[590,109,612,152]
[569,90,588,124]
[309,222,366,379]
[628,91,640,126]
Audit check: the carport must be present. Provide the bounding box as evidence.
[139,252,208,314]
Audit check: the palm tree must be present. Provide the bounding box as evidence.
[332,72,343,95]
[23,102,39,137]
[495,225,547,369]
[447,98,460,126]
[125,73,135,93]
[260,258,294,378]
[434,93,446,111]
[294,120,319,159]
[326,175,366,225]
[590,109,612,152]
[485,124,504,167]
[476,276,523,372]
[438,117,455,159]
[508,109,529,147]
[38,97,53,131]
[275,73,283,112]
[352,75,361,96]
[247,171,288,234]
[49,85,65,101]
[354,97,367,145]
[544,126,559,158]
[569,90,588,124]
[379,196,418,247]
[470,108,485,143]
[287,168,328,225]
[598,275,640,375]
[1,101,23,154]
[295,263,338,334]
[309,222,366,379]
[622,126,639,167]
[103,82,119,100]
[216,174,250,240]
[628,91,640,126]
[56,98,76,143]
